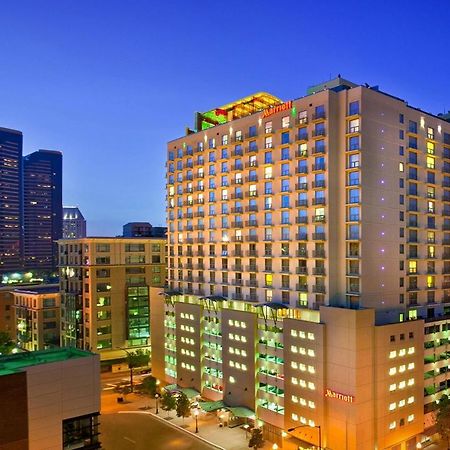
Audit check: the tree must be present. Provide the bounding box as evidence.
[160,390,176,418]
[248,428,264,449]
[176,392,191,421]
[139,375,158,397]
[436,395,450,449]
[0,332,15,355]
[124,349,150,391]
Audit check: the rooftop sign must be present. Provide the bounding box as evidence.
[262,100,293,119]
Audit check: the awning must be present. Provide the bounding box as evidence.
[227,406,255,418]
[163,384,200,399]
[198,400,225,412]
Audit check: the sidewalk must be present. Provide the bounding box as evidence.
[101,391,290,450]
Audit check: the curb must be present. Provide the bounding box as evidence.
[118,410,226,450]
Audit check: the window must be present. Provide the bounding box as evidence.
[281,132,290,144]
[349,101,359,115]
[282,116,290,128]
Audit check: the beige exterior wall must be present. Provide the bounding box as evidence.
[12,287,60,351]
[58,237,166,361]
[163,80,450,449]
[26,353,100,450]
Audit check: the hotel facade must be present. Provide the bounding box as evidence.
[152,77,450,450]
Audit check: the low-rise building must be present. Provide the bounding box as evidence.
[0,347,100,450]
[12,285,60,351]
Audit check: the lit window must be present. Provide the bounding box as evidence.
[389,402,396,411]
[291,361,298,369]
[408,363,415,370]
[408,414,414,423]
[399,381,406,389]
[398,399,406,408]
[308,365,315,374]
[291,345,298,353]
[389,351,397,359]
[389,421,396,430]
[308,400,315,409]
[399,162,404,172]
[308,420,315,427]
[389,383,396,392]
[291,330,298,337]
[300,398,307,406]
[308,382,315,390]
[307,349,315,357]
[291,395,299,403]
[291,377,298,385]
[399,365,406,373]
[389,367,397,376]
[407,396,414,404]
[299,331,306,339]
[229,376,235,383]
[407,378,414,386]
[307,332,315,340]
[292,413,299,421]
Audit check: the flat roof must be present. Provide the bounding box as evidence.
[0,347,95,377]
[13,284,59,295]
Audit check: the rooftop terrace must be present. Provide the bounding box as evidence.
[0,347,94,377]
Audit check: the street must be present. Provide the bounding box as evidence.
[100,412,214,450]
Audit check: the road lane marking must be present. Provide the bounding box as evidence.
[123,437,136,444]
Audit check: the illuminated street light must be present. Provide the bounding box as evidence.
[155,393,160,414]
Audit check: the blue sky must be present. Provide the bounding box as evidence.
[0,0,449,235]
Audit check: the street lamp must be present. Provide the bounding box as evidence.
[272,444,279,450]
[193,408,199,433]
[155,393,160,414]
[288,424,322,450]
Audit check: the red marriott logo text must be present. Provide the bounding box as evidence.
[325,389,354,403]
[262,101,293,118]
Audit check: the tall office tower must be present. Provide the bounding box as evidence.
[23,150,63,272]
[0,127,23,274]
[63,206,87,239]
[153,78,450,450]
[58,237,166,363]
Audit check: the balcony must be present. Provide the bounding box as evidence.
[280,267,291,274]
[231,221,243,228]
[295,166,308,174]
[295,216,308,224]
[246,280,258,287]
[312,180,326,188]
[296,199,308,207]
[296,284,308,292]
[231,207,243,214]
[313,267,326,275]
[246,294,258,302]
[245,175,258,183]
[232,251,243,257]
[245,205,258,212]
[313,250,326,258]
[295,182,308,191]
[296,249,308,257]
[246,265,258,272]
[232,279,243,286]
[296,233,308,241]
[312,130,326,138]
[313,233,326,241]
[245,162,258,168]
[312,163,326,171]
[246,250,258,257]
[296,267,308,275]
[313,215,326,223]
[232,265,243,272]
[313,285,326,293]
[245,145,258,154]
[232,293,244,301]
[295,150,308,158]
[297,133,308,141]
[312,198,326,205]
[312,112,326,121]
[231,193,243,200]
[231,164,243,171]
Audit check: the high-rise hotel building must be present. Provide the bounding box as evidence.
[152,77,450,450]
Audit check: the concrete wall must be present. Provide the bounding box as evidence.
[26,354,100,450]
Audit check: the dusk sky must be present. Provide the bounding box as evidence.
[0,0,448,236]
